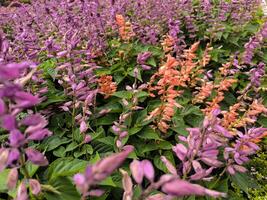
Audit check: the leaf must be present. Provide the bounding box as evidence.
[74,145,93,158]
[65,142,79,153]
[91,126,105,140]
[230,172,259,194]
[96,136,114,146]
[93,114,118,126]
[128,126,143,136]
[137,127,162,140]
[136,141,172,155]
[25,162,39,177]
[44,177,80,200]
[99,176,116,187]
[53,146,66,158]
[42,136,71,151]
[147,57,157,67]
[0,169,10,191]
[112,91,133,99]
[46,157,87,180]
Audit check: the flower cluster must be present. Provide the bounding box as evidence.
[0,61,52,198]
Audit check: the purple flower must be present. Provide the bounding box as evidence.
[25,148,48,166]
[27,129,52,141]
[161,179,226,198]
[93,146,134,182]
[1,114,16,131]
[7,148,20,166]
[137,52,152,65]
[172,144,188,161]
[9,129,25,147]
[250,62,265,87]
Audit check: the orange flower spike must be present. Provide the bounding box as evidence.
[98,75,117,99]
[200,44,213,67]
[222,103,241,127]
[115,14,125,26]
[217,78,237,91]
[219,62,231,76]
[161,35,175,53]
[193,82,214,103]
[115,14,135,41]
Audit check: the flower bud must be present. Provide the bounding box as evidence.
[130,160,143,184]
[7,168,18,190]
[29,179,41,195]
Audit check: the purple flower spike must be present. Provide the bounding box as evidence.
[162,179,226,198]
[25,148,48,166]
[93,146,134,181]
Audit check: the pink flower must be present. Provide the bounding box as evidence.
[130,160,144,184]
[7,168,18,190]
[80,120,88,133]
[16,182,28,200]
[29,179,41,195]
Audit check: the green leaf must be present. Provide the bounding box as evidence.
[42,136,71,151]
[94,114,118,126]
[53,146,66,158]
[137,141,172,155]
[112,91,133,99]
[74,145,93,158]
[65,142,79,153]
[137,127,162,140]
[46,158,87,180]
[147,57,157,67]
[91,126,105,140]
[44,177,80,200]
[25,162,39,177]
[96,136,115,146]
[99,176,116,187]
[230,172,259,194]
[0,169,10,191]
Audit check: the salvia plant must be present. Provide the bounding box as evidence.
[0,0,267,200]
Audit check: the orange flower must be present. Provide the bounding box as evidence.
[219,62,231,76]
[200,43,213,67]
[193,82,214,103]
[115,14,135,41]
[115,14,125,27]
[161,35,176,53]
[98,75,117,99]
[222,103,241,127]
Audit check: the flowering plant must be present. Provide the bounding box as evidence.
[0,0,267,200]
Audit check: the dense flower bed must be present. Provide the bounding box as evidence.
[0,0,267,199]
